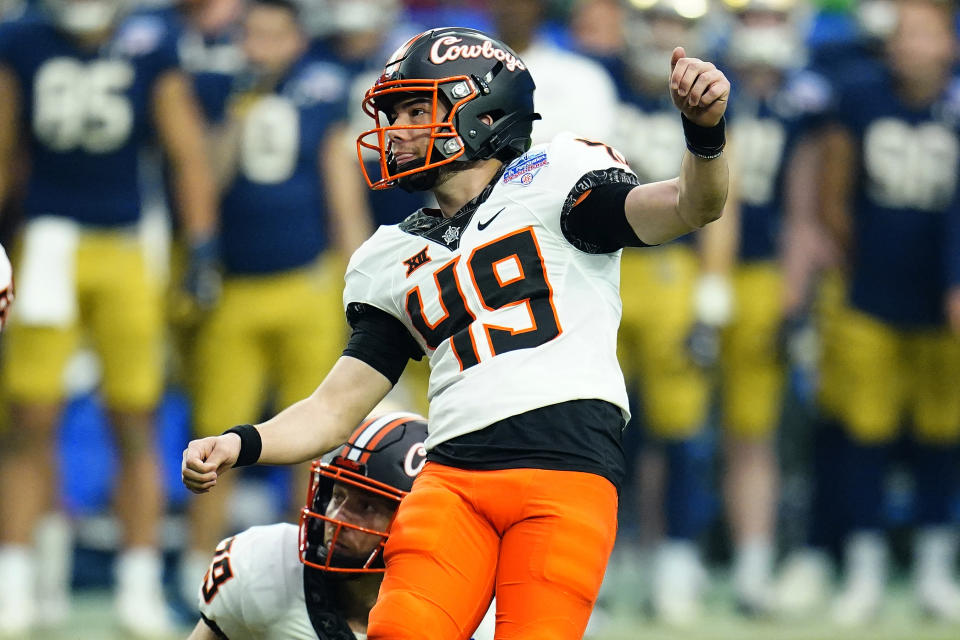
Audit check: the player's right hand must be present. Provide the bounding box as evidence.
[182,434,241,494]
[184,236,222,311]
[686,321,721,369]
[669,47,729,127]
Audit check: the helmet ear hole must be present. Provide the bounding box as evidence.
[482,110,506,125]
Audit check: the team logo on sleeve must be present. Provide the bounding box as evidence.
[503,150,548,186]
[403,246,431,277]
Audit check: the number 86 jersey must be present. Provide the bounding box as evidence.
[0,12,178,226]
[344,133,634,450]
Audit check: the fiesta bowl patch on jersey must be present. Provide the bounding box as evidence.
[503,150,549,185]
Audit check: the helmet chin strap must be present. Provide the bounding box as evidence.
[397,167,441,193]
[393,148,487,193]
[393,157,441,193]
[309,537,380,580]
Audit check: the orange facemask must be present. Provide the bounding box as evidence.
[356,75,480,190]
[298,459,406,574]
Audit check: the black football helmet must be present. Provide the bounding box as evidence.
[356,27,540,191]
[298,412,428,573]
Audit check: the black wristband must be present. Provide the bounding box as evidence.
[222,424,262,468]
[681,114,726,159]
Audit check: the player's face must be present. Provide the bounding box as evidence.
[739,9,785,29]
[242,5,304,75]
[49,0,122,36]
[887,0,957,82]
[385,96,449,166]
[647,15,695,53]
[322,482,396,559]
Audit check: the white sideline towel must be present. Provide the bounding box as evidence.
[12,216,79,327]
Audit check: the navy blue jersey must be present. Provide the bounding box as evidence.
[950,201,960,289]
[218,54,351,274]
[831,70,960,326]
[145,5,237,236]
[146,5,240,124]
[808,36,889,99]
[0,12,179,226]
[727,70,832,261]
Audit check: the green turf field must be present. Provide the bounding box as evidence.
[23,581,960,640]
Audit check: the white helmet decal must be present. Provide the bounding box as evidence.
[403,442,427,477]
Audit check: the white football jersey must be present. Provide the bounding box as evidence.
[198,523,495,640]
[344,132,633,450]
[198,524,333,640]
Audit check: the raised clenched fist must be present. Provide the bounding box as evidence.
[669,47,730,127]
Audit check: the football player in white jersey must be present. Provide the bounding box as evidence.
[183,26,729,639]
[188,413,423,640]
[188,413,495,640]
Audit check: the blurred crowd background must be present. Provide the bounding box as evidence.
[0,0,959,637]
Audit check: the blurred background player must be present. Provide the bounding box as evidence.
[305,0,432,416]
[488,0,619,143]
[568,0,626,73]
[151,0,244,314]
[310,0,426,230]
[815,0,960,625]
[771,0,891,617]
[0,0,217,635]
[713,0,828,616]
[161,0,244,92]
[603,0,721,624]
[179,0,373,606]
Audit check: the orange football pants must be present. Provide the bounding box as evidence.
[367,462,618,640]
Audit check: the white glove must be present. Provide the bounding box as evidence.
[693,273,733,328]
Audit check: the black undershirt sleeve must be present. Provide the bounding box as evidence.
[342,303,423,385]
[560,168,650,253]
[200,613,230,640]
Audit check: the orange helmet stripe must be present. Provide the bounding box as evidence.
[341,412,424,461]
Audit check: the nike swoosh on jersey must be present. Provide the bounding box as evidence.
[477,207,505,231]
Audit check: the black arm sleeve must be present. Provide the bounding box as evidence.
[200,613,230,640]
[342,303,424,385]
[560,168,649,254]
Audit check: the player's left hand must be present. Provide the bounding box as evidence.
[669,47,729,127]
